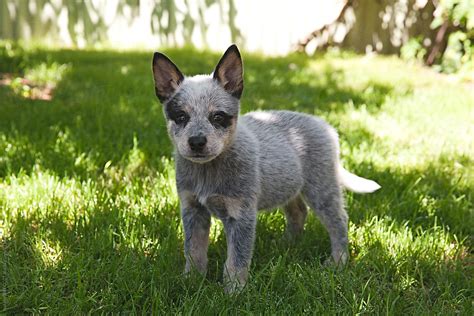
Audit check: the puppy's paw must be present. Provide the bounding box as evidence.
[223,265,248,294]
[223,279,246,295]
[283,228,304,243]
[184,263,207,278]
[324,251,349,270]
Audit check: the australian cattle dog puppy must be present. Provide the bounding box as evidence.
[151,45,380,293]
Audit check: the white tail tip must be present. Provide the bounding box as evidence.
[339,166,381,194]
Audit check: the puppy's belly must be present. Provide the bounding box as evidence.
[256,151,304,210]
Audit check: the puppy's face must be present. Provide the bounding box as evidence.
[152,45,244,163]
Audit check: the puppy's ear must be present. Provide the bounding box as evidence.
[152,52,184,103]
[213,44,243,99]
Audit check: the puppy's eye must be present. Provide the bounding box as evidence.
[175,111,188,124]
[212,112,225,123]
[210,111,232,128]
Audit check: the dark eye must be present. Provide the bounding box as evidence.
[175,111,188,124]
[210,111,232,128]
[212,112,225,123]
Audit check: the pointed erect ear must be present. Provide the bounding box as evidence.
[152,52,184,103]
[213,44,243,99]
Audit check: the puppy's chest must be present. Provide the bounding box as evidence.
[178,189,244,220]
[180,169,222,199]
[177,172,240,219]
[176,162,248,200]
[200,194,245,220]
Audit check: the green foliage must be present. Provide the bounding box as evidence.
[400,37,426,62]
[440,30,473,74]
[1,46,472,313]
[431,0,474,29]
[432,0,474,73]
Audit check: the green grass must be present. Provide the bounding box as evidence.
[1,44,473,314]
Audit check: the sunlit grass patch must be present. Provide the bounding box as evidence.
[1,169,96,239]
[350,217,468,268]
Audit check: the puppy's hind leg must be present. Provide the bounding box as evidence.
[284,196,308,239]
[302,181,349,266]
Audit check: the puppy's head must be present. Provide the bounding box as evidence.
[152,45,243,164]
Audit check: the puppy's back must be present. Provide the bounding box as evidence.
[241,110,339,162]
[240,110,339,209]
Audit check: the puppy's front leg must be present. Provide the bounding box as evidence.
[222,206,257,293]
[180,192,211,275]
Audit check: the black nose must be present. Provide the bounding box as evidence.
[188,136,207,151]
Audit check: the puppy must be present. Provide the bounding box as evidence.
[151,45,380,293]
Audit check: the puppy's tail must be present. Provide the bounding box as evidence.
[339,165,381,194]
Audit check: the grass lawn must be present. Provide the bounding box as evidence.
[1,44,473,314]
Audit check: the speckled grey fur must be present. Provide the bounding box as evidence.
[152,45,380,293]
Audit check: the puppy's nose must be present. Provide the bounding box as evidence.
[188,136,207,151]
